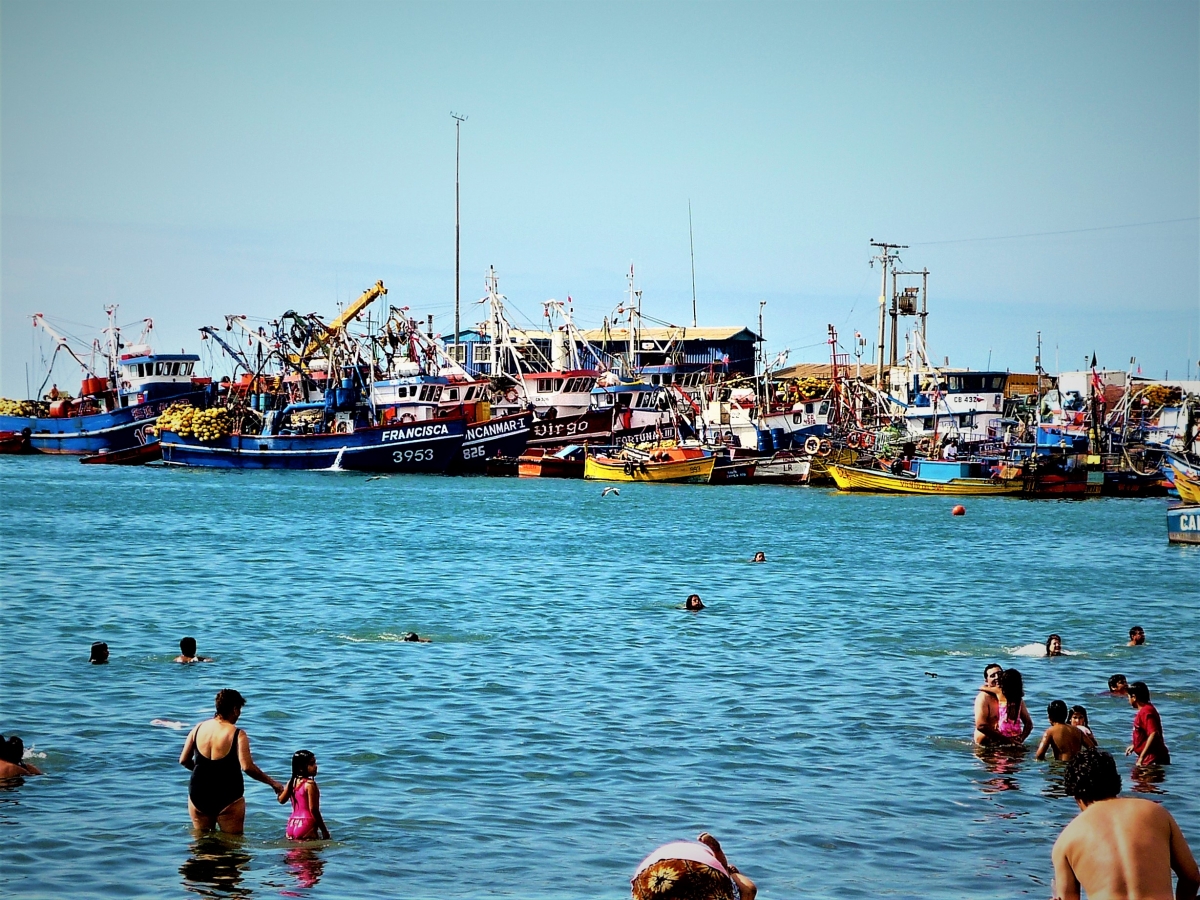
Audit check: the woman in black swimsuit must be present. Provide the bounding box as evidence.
[179,689,283,834]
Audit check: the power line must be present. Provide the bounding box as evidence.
[915,216,1199,246]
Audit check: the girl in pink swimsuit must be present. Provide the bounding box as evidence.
[996,668,1032,743]
[277,750,330,841]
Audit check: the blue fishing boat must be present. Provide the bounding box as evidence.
[1167,504,1200,545]
[449,410,534,474]
[0,309,209,454]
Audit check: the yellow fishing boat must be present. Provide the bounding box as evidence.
[584,448,715,484]
[828,462,1023,495]
[1173,467,1200,504]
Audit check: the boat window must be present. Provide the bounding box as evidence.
[419,386,430,402]
[448,389,459,401]
[618,393,633,407]
[171,363,181,376]
[554,379,563,392]
[923,418,934,430]
[537,378,552,393]
[136,364,145,378]
[600,393,614,406]
[183,362,193,376]
[805,403,814,414]
[433,387,443,400]
[153,362,164,375]
[818,401,829,416]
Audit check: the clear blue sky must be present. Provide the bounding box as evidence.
[3,1,1197,395]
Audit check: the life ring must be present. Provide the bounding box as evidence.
[817,439,832,457]
[859,431,875,449]
[803,435,821,455]
[623,461,634,477]
[399,413,416,424]
[505,388,519,403]
[847,432,860,449]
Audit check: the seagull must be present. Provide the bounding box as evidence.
[601,486,620,496]
[366,475,392,482]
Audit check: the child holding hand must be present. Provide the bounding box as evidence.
[278,750,330,841]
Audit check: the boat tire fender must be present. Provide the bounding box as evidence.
[400,413,416,424]
[623,461,634,477]
[803,436,821,455]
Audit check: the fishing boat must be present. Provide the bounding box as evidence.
[1167,504,1200,544]
[0,308,209,455]
[749,450,810,484]
[448,410,534,474]
[80,440,163,465]
[584,445,715,484]
[0,429,33,454]
[1171,466,1200,504]
[828,459,1023,495]
[518,444,586,479]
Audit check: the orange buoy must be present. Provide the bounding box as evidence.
[952,505,966,516]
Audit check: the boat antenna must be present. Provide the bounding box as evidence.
[688,200,698,328]
[452,112,467,369]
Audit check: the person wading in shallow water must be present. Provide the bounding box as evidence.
[1052,748,1197,900]
[180,689,283,834]
[974,663,1008,745]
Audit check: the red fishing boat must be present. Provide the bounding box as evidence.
[0,429,33,454]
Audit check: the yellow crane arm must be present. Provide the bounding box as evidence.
[302,280,387,359]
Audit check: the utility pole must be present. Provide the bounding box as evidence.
[452,112,467,364]
[688,201,698,327]
[758,300,766,406]
[870,240,906,387]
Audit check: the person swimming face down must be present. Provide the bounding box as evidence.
[1046,634,1063,657]
[684,594,705,611]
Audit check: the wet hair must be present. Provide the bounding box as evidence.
[1000,669,1024,721]
[1047,700,1068,723]
[1129,681,1151,704]
[0,735,25,764]
[1045,633,1062,655]
[180,637,197,656]
[1108,674,1127,691]
[1129,626,1143,639]
[90,642,109,664]
[1062,748,1121,803]
[1069,705,1089,725]
[282,750,317,802]
[684,594,704,610]
[214,689,246,719]
[984,663,1003,679]
[402,632,421,642]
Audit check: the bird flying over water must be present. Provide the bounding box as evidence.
[366,475,391,482]
[601,487,620,496]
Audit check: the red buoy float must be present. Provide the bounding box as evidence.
[952,505,966,516]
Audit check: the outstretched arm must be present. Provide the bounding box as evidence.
[237,732,283,793]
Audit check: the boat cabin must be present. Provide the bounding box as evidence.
[118,353,203,407]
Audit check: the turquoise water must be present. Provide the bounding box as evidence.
[1,456,1197,899]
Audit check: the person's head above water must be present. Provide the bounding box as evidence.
[0,735,25,764]
[1062,748,1121,805]
[1047,699,1069,724]
[291,749,317,778]
[1046,634,1063,656]
[1108,674,1128,694]
[214,688,247,721]
[179,637,197,658]
[1128,626,1145,646]
[90,642,109,664]
[1069,705,1090,726]
[751,552,765,563]
[983,664,1003,688]
[1128,681,1151,706]
[684,594,704,611]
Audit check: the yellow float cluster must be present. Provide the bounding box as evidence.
[153,404,231,441]
[783,377,831,401]
[0,398,49,417]
[1136,384,1181,409]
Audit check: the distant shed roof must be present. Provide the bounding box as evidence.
[581,326,760,342]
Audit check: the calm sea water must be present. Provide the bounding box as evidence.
[1,456,1197,899]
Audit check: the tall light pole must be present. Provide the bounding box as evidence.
[452,112,467,362]
[870,240,906,386]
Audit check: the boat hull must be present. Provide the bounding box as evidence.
[448,411,533,474]
[828,464,1023,495]
[750,451,811,484]
[517,448,585,479]
[160,418,467,472]
[0,430,34,454]
[0,393,205,455]
[584,455,715,484]
[81,440,163,465]
[1167,504,1200,544]
[1171,468,1200,504]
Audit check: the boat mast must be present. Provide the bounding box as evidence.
[870,240,905,388]
[688,201,698,328]
[452,113,467,367]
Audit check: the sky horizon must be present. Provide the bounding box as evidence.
[3,1,1198,395]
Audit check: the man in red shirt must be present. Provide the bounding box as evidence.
[1126,681,1170,767]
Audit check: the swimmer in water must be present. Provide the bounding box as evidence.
[751,552,766,563]
[631,832,756,900]
[1036,700,1090,761]
[0,735,43,778]
[1069,706,1097,745]
[683,594,705,611]
[974,663,1007,745]
[995,669,1033,745]
[175,637,213,664]
[401,632,430,643]
[90,641,109,664]
[1046,634,1063,657]
[1127,626,1145,647]
[1107,674,1129,697]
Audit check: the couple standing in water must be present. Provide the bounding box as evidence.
[974,664,1033,746]
[180,689,329,841]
